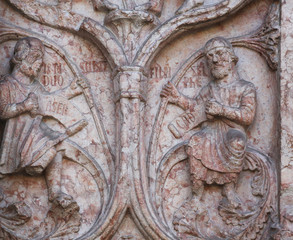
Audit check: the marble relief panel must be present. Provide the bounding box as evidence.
[0,0,284,239]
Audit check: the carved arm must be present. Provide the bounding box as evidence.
[0,93,38,119]
[61,78,88,99]
[161,81,201,111]
[206,84,256,126]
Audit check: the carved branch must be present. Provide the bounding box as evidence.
[5,0,127,68]
[7,0,84,31]
[133,0,254,67]
[231,0,280,71]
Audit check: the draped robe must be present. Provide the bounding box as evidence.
[186,79,256,184]
[0,75,58,174]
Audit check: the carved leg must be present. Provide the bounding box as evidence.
[25,148,57,176]
[190,174,204,199]
[176,0,204,15]
[173,175,205,233]
[46,151,63,202]
[222,182,241,208]
[45,151,78,210]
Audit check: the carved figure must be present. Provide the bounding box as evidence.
[176,0,204,15]
[161,37,257,232]
[0,37,86,210]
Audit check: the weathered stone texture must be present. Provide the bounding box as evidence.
[0,0,287,239]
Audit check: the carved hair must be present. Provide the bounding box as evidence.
[204,37,239,63]
[11,37,44,68]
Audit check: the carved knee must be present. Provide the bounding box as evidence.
[25,165,44,176]
[226,129,246,151]
[25,148,57,176]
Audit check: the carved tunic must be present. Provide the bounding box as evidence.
[0,75,56,174]
[186,79,256,184]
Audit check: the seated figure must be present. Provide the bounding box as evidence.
[161,37,257,229]
[0,37,86,209]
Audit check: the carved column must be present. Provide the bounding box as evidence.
[0,0,285,239]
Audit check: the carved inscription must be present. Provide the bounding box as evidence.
[150,63,171,79]
[46,99,68,116]
[42,62,64,87]
[0,0,281,239]
[80,60,108,74]
[0,37,85,239]
[182,63,208,88]
[161,37,277,239]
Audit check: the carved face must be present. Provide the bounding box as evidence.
[206,47,233,80]
[19,50,44,79]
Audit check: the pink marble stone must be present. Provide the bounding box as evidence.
[0,0,284,239]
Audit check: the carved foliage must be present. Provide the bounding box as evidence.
[0,0,281,239]
[231,0,280,70]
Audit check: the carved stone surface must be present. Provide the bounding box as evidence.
[0,0,287,239]
[278,0,293,240]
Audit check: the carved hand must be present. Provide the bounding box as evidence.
[160,81,180,104]
[24,93,39,116]
[205,99,223,117]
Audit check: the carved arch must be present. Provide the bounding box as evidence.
[0,23,117,239]
[133,0,254,68]
[5,0,128,68]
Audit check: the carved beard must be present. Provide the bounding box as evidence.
[210,63,231,80]
[19,59,41,79]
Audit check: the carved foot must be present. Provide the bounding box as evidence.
[51,192,79,213]
[176,0,204,15]
[218,196,254,226]
[40,192,81,239]
[218,195,242,215]
[173,196,204,234]
[0,192,32,236]
[225,192,242,209]
[8,201,32,220]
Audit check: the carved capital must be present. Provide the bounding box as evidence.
[114,66,146,102]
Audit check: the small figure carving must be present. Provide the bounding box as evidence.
[0,37,86,211]
[161,37,257,236]
[176,0,204,15]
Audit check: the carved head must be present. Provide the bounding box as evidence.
[204,37,238,80]
[11,37,45,79]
